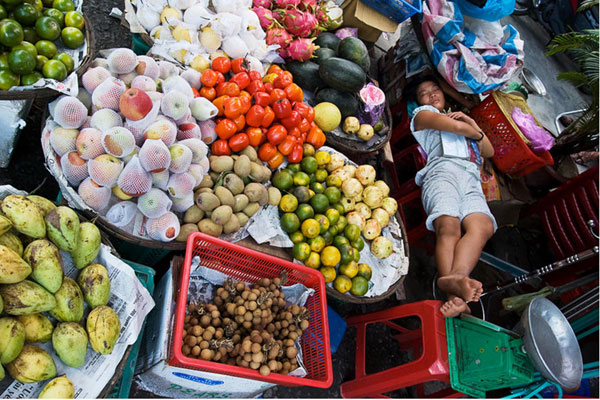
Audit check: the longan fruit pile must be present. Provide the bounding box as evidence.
[182,276,310,376]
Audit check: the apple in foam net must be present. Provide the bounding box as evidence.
[119,88,154,121]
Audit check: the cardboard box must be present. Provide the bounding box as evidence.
[133,259,274,398]
[341,0,399,42]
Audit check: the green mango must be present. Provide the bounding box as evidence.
[70,222,101,270]
[25,195,57,217]
[0,195,46,238]
[23,239,64,293]
[0,231,24,257]
[0,215,12,236]
[0,280,56,315]
[50,277,84,323]
[5,344,56,383]
[0,317,25,364]
[87,306,120,355]
[39,376,74,399]
[45,206,80,252]
[0,244,31,284]
[52,322,88,368]
[77,264,110,308]
[17,313,53,342]
[0,363,4,381]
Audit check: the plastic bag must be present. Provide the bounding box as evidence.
[512,107,555,153]
[454,0,515,21]
[357,83,386,126]
[463,15,505,45]
[335,27,358,39]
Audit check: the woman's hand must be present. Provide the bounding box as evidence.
[447,112,478,128]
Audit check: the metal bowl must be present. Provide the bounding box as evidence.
[520,297,583,390]
[520,68,547,96]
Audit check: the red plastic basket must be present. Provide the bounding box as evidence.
[469,92,554,176]
[170,232,333,388]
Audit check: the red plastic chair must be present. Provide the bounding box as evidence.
[340,300,461,398]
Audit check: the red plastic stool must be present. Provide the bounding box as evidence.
[390,143,427,199]
[340,300,461,398]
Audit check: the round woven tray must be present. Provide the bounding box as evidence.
[0,14,94,100]
[325,210,410,304]
[322,101,393,157]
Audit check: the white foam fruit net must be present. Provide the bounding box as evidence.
[78,177,112,212]
[171,192,194,212]
[50,127,78,156]
[126,101,161,145]
[146,211,181,241]
[167,172,195,198]
[176,122,201,140]
[143,118,177,147]
[105,201,138,228]
[82,66,112,94]
[187,163,205,187]
[139,138,171,172]
[131,75,157,92]
[107,48,138,74]
[151,170,170,190]
[162,75,194,99]
[101,127,136,158]
[88,155,123,187]
[160,90,190,120]
[117,155,152,197]
[90,108,123,132]
[61,151,89,186]
[168,144,192,173]
[136,55,160,79]
[54,96,89,129]
[92,78,126,111]
[137,188,173,218]
[76,128,105,160]
[178,138,208,162]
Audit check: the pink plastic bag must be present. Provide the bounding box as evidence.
[512,107,555,153]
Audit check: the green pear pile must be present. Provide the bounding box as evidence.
[0,194,120,391]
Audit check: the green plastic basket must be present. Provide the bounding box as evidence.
[446,314,535,397]
[132,34,151,55]
[107,260,156,399]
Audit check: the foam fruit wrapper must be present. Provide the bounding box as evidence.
[358,83,386,127]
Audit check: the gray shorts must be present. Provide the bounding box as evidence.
[420,161,497,232]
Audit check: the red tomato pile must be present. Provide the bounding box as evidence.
[198,58,326,169]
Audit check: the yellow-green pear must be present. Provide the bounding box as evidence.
[49,278,84,323]
[77,264,110,308]
[87,306,120,355]
[0,231,24,257]
[45,207,80,252]
[0,195,46,238]
[25,195,57,217]
[0,215,12,236]
[39,376,75,399]
[6,345,56,383]
[52,323,88,368]
[70,222,101,270]
[0,244,31,284]
[17,314,54,343]
[23,240,64,293]
[0,280,56,315]
[0,317,25,364]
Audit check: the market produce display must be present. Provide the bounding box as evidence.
[0,0,85,89]
[181,276,308,376]
[271,148,398,296]
[253,0,343,61]
[0,194,120,386]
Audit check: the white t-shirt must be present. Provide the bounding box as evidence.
[410,105,480,186]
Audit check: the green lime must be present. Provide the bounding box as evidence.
[279,194,298,213]
[52,0,75,12]
[344,224,361,242]
[334,203,345,215]
[301,218,320,239]
[324,186,341,204]
[289,231,305,244]
[352,247,361,262]
[301,156,318,174]
[326,174,342,188]
[357,263,372,280]
[3,0,24,8]
[287,163,301,173]
[314,213,329,234]
[310,193,329,214]
[0,19,23,47]
[321,230,333,245]
[13,3,40,26]
[292,242,310,261]
[328,225,338,237]
[333,275,352,294]
[35,39,56,58]
[280,212,300,233]
[7,48,34,74]
[53,52,73,72]
[339,244,354,265]
[35,16,60,40]
[22,26,37,42]
[64,10,84,29]
[295,203,314,222]
[315,168,328,182]
[0,69,18,89]
[333,235,349,249]
[293,186,311,203]
[350,276,369,296]
[23,0,43,12]
[319,266,336,283]
[310,181,324,194]
[20,70,41,85]
[351,237,365,251]
[42,8,64,27]
[42,58,66,80]
[0,5,7,20]
[325,208,340,225]
[305,251,320,269]
[308,172,316,184]
[35,54,47,70]
[293,171,310,187]
[309,235,325,253]
[336,215,348,231]
[60,26,83,49]
[272,170,293,191]
[12,41,36,57]
[0,52,8,69]
[339,261,358,278]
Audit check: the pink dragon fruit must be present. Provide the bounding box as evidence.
[266,27,293,49]
[280,9,319,37]
[252,7,275,30]
[298,0,317,11]
[316,7,329,26]
[281,38,318,61]
[253,0,272,7]
[274,0,301,8]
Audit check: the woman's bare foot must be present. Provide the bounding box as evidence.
[440,297,471,317]
[572,151,599,165]
[437,274,483,302]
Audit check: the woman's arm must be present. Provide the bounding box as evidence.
[414,110,494,158]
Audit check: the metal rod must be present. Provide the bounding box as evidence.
[482,247,599,297]
[561,286,599,314]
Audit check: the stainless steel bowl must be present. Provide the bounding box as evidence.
[521,297,583,390]
[520,68,547,96]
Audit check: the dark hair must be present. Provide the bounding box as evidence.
[402,75,440,104]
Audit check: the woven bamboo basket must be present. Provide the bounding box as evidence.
[0,14,94,100]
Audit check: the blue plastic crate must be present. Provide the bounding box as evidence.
[360,0,422,23]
